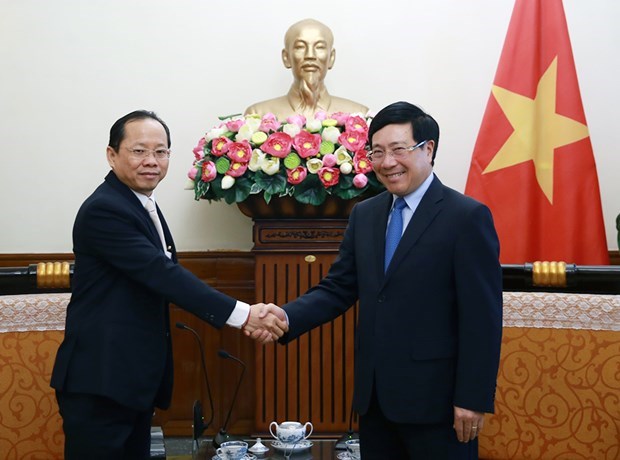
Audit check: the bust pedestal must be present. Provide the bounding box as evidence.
[243,195,358,435]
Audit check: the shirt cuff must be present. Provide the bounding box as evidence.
[226,301,250,328]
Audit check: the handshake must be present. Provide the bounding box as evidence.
[242,303,288,344]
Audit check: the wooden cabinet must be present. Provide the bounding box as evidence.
[252,219,357,434]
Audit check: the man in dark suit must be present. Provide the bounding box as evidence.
[51,110,286,459]
[259,101,503,458]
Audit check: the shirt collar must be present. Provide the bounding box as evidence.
[391,172,435,210]
[132,190,157,208]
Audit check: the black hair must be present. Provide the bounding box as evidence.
[108,110,171,151]
[368,101,440,165]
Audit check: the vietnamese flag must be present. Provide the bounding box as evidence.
[465,0,608,265]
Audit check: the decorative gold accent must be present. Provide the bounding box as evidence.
[304,255,317,263]
[36,262,71,289]
[532,261,567,287]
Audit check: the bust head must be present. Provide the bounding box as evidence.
[282,18,336,91]
[244,18,368,120]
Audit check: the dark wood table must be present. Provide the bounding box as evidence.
[196,438,343,460]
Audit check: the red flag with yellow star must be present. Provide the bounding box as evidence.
[465,0,608,265]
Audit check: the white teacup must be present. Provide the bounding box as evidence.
[216,440,248,460]
[345,439,361,459]
[269,420,313,444]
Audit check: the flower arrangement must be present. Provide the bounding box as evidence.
[188,111,384,206]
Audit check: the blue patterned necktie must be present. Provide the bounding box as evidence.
[384,197,408,272]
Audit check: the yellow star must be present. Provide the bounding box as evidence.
[482,57,589,203]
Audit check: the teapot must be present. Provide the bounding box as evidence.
[269,420,313,444]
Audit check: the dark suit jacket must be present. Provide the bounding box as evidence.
[51,171,236,411]
[281,175,503,424]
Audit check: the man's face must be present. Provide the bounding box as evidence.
[284,24,335,87]
[371,123,434,197]
[106,118,169,195]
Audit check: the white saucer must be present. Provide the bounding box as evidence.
[337,453,359,460]
[271,439,313,452]
[212,454,256,460]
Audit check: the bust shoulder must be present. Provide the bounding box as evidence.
[244,97,291,120]
[328,96,369,116]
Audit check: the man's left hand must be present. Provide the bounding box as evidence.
[453,406,484,443]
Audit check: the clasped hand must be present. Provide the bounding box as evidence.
[243,303,288,344]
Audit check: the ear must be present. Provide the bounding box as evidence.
[424,140,435,161]
[106,146,117,169]
[282,49,291,69]
[328,48,335,70]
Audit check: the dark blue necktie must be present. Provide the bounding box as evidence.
[384,197,407,272]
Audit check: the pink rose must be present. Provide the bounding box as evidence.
[259,113,281,132]
[225,119,244,132]
[201,161,217,182]
[193,137,206,159]
[226,141,252,163]
[354,150,373,174]
[318,167,340,188]
[211,136,231,157]
[338,130,367,152]
[353,173,368,188]
[322,153,337,167]
[262,132,293,158]
[286,114,307,127]
[286,166,308,185]
[314,111,327,121]
[331,112,350,126]
[345,116,369,134]
[187,165,198,180]
[227,161,248,178]
[293,131,321,158]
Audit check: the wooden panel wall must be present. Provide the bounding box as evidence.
[253,252,357,434]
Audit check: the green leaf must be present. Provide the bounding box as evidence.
[221,176,252,204]
[195,181,210,201]
[294,175,327,205]
[337,187,365,200]
[254,170,287,196]
[250,182,263,194]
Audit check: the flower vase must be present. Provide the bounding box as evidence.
[236,194,364,220]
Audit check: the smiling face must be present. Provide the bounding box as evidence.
[282,19,335,88]
[371,123,434,197]
[106,118,169,196]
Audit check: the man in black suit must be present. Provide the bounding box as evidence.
[51,110,286,459]
[255,101,503,458]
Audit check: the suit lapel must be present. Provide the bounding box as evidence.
[384,176,444,278]
[104,171,170,255]
[157,206,176,261]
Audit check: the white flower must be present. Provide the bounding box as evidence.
[283,123,302,137]
[306,158,323,174]
[205,125,228,142]
[339,162,353,175]
[261,157,280,175]
[334,146,352,165]
[305,118,322,132]
[235,125,254,142]
[321,126,340,143]
[248,149,266,172]
[244,116,262,132]
[221,175,236,189]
